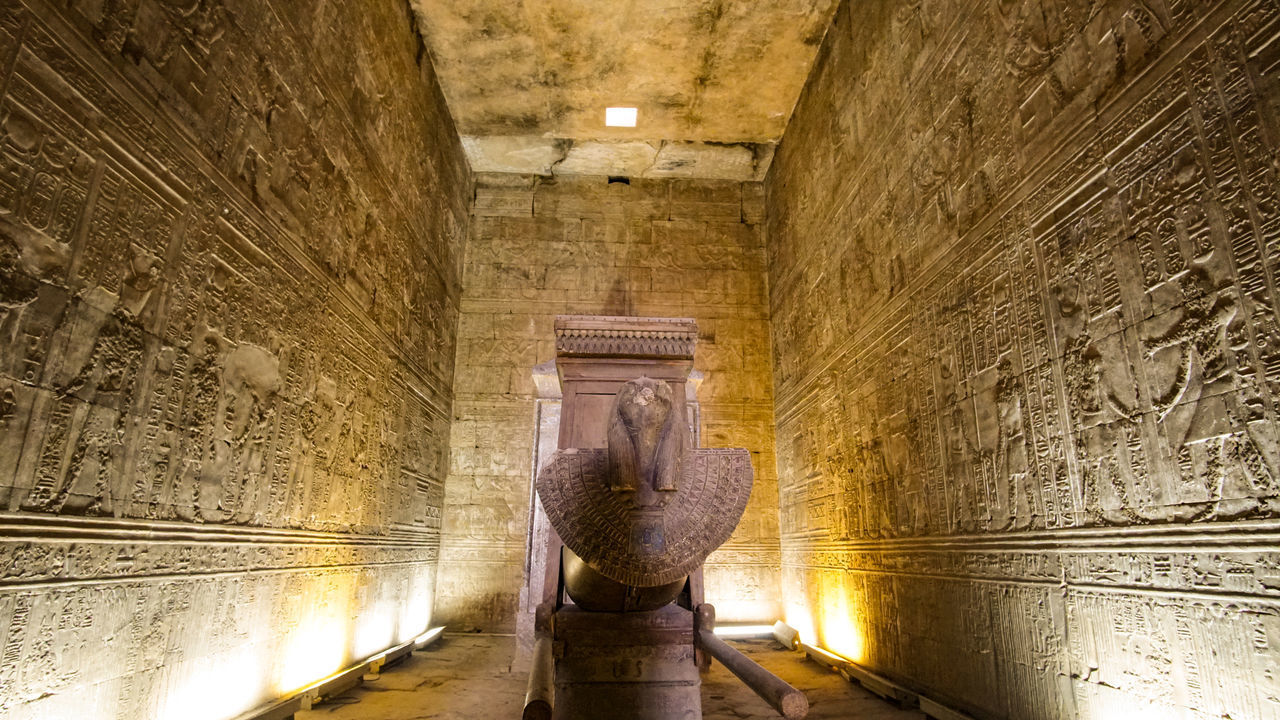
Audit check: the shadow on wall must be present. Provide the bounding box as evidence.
[602,278,633,316]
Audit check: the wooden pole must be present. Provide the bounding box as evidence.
[523,605,554,720]
[694,604,808,720]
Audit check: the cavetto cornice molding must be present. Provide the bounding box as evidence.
[554,315,698,359]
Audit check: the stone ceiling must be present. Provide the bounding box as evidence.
[410,0,839,181]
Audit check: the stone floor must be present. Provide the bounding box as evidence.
[296,634,924,720]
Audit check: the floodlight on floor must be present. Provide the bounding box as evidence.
[414,626,445,649]
[771,620,801,650]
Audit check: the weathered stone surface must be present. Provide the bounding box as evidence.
[551,604,701,720]
[0,0,469,716]
[767,0,1280,718]
[409,0,837,179]
[439,173,780,630]
[460,136,776,182]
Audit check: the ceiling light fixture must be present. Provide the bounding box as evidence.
[605,107,637,127]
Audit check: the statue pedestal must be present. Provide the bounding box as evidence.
[553,604,700,720]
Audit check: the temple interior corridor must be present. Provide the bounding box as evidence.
[1,0,1279,718]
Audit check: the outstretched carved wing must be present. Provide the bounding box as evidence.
[537,447,753,587]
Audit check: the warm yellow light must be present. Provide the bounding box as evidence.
[822,613,865,664]
[784,603,816,647]
[712,624,776,638]
[158,645,266,720]
[820,604,864,663]
[802,642,847,666]
[138,569,442,720]
[818,574,866,663]
[605,107,637,127]
[353,605,396,660]
[277,616,348,694]
[397,570,435,644]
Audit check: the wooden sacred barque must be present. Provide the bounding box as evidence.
[523,316,807,720]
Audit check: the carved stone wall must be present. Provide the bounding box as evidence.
[766,0,1280,718]
[438,174,780,630]
[0,0,469,717]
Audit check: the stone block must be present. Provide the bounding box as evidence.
[668,179,745,222]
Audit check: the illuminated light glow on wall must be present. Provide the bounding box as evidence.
[353,603,397,661]
[274,574,361,696]
[277,614,351,695]
[782,572,866,665]
[396,570,436,644]
[270,568,441,699]
[0,570,443,720]
[157,569,442,720]
[818,573,865,664]
[157,645,267,720]
[820,609,865,663]
[784,602,817,647]
[708,598,779,623]
[712,624,777,638]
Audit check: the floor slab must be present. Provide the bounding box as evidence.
[296,634,924,719]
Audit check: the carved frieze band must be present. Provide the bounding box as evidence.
[782,521,1280,601]
[704,543,783,568]
[0,513,439,586]
[554,315,699,359]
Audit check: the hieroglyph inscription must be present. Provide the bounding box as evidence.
[0,0,468,716]
[768,0,1280,717]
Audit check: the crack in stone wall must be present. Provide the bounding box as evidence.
[0,0,470,717]
[766,0,1280,717]
[437,173,781,631]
